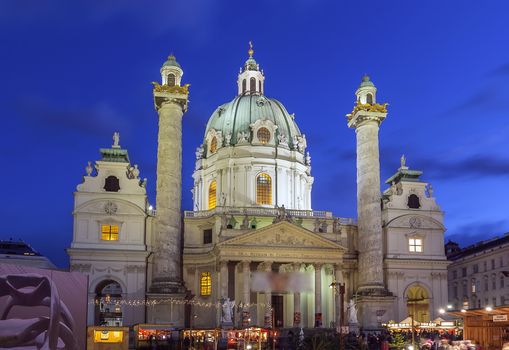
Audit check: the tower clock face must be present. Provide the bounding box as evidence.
[104,201,118,215]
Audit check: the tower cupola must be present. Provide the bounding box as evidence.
[355,74,377,104]
[160,54,183,87]
[237,42,265,96]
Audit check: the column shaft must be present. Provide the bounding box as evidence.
[355,121,384,290]
[151,100,186,292]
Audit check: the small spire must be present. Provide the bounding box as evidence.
[168,53,176,60]
[248,41,254,58]
[362,74,370,82]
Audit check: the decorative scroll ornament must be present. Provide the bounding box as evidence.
[347,100,388,120]
[151,82,190,94]
[104,201,118,215]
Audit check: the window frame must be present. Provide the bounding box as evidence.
[408,237,423,253]
[208,180,217,210]
[101,224,120,241]
[256,173,272,205]
[200,271,212,296]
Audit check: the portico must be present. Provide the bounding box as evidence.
[184,221,347,328]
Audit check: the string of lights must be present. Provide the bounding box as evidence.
[91,298,273,309]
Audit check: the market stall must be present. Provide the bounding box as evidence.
[449,306,509,350]
[181,329,220,350]
[133,324,176,349]
[224,328,270,350]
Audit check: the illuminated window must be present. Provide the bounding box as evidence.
[200,272,212,296]
[208,180,217,209]
[409,238,422,252]
[257,127,271,144]
[256,173,272,205]
[210,137,217,154]
[101,225,119,241]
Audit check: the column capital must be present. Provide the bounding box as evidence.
[314,263,323,270]
[240,260,251,269]
[154,92,189,112]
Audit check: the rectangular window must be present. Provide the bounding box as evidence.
[409,238,423,252]
[471,282,476,293]
[484,279,489,291]
[501,296,506,305]
[501,276,505,289]
[493,297,497,306]
[203,229,212,244]
[462,283,467,296]
[473,264,478,273]
[483,261,487,272]
[492,278,497,290]
[492,259,496,269]
[462,268,467,277]
[200,272,212,296]
[453,285,458,298]
[452,270,457,279]
[101,224,119,241]
[500,257,504,268]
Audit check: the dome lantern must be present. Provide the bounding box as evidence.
[237,41,265,96]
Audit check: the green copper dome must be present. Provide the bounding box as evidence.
[162,54,181,69]
[204,94,302,147]
[359,74,374,88]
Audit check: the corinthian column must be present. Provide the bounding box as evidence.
[347,75,388,295]
[150,80,189,293]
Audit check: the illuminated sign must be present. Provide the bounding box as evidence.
[94,330,123,343]
[493,314,508,322]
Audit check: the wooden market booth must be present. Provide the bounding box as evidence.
[449,306,509,350]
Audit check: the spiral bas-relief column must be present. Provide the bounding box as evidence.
[151,96,187,293]
[355,120,385,294]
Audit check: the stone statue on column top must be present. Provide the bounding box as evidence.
[112,132,120,148]
[85,161,93,176]
[221,298,235,323]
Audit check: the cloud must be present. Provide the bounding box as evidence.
[417,154,509,180]
[446,220,509,247]
[488,63,509,77]
[14,96,131,138]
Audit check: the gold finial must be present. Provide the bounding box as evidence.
[168,53,175,60]
[248,41,254,58]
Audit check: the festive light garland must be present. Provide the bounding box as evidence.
[90,298,273,309]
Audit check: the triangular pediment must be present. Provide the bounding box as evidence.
[218,221,346,250]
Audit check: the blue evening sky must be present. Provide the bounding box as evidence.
[1,1,508,268]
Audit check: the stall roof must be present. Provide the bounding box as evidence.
[449,306,509,317]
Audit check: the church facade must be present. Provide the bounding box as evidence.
[68,46,449,331]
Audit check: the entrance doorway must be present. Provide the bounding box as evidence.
[272,295,284,328]
[406,285,430,322]
[95,280,123,326]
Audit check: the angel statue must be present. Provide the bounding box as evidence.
[221,297,235,324]
[347,299,358,324]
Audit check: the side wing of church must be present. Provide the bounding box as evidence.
[68,45,449,331]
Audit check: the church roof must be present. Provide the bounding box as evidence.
[204,94,302,147]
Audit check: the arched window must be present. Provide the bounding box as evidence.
[210,137,218,154]
[95,280,123,326]
[104,176,120,192]
[250,77,256,93]
[200,272,212,296]
[259,80,262,93]
[242,79,246,93]
[366,93,373,104]
[257,127,271,144]
[208,180,217,210]
[256,173,272,205]
[167,73,176,87]
[407,194,421,209]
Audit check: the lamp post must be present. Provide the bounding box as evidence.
[329,281,346,350]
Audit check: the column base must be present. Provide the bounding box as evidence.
[355,294,396,332]
[146,292,187,327]
[356,284,393,297]
[149,279,186,294]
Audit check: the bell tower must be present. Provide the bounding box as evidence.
[147,54,190,326]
